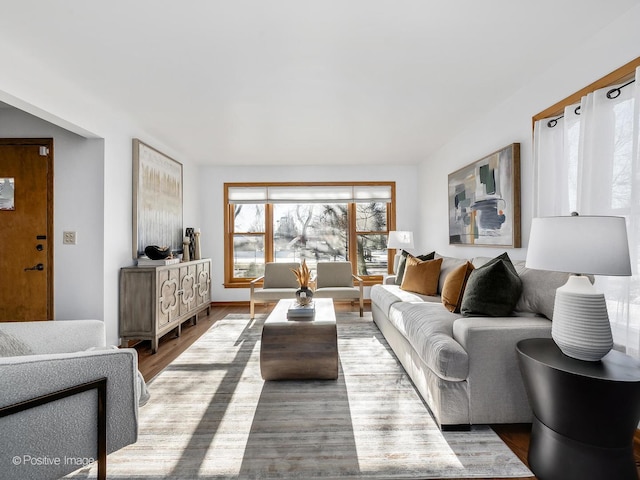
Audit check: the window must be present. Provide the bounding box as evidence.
[532,56,640,358]
[224,182,395,287]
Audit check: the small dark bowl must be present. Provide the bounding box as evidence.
[144,245,171,260]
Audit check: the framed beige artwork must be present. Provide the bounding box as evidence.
[132,139,183,259]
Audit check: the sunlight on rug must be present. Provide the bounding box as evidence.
[66,312,532,479]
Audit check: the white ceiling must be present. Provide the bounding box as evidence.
[1,1,638,166]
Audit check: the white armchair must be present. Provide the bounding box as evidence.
[0,320,140,480]
[313,261,364,316]
[250,262,300,319]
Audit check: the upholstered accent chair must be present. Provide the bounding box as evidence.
[0,319,141,480]
[249,262,300,319]
[313,261,364,316]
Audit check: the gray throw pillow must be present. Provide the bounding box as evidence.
[395,250,411,285]
[0,329,33,357]
[460,252,522,317]
[395,250,435,285]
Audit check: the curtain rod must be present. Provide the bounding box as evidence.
[546,105,581,128]
[546,78,636,128]
[606,78,636,99]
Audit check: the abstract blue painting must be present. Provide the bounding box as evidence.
[448,144,521,247]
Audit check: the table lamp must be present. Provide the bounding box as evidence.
[387,231,414,274]
[526,214,631,361]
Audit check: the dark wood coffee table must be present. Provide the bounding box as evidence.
[260,298,338,380]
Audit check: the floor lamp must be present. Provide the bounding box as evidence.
[387,231,414,274]
[525,214,631,361]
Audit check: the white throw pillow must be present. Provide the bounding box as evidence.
[0,330,33,357]
[86,345,151,406]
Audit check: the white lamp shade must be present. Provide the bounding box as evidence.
[526,215,631,276]
[526,215,631,361]
[387,231,414,250]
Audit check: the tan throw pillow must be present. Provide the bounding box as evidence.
[400,256,443,296]
[441,261,475,312]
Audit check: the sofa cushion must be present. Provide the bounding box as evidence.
[252,287,299,301]
[387,302,469,381]
[435,254,470,294]
[514,264,572,320]
[395,251,435,285]
[441,261,474,313]
[400,257,442,296]
[371,284,438,316]
[460,252,522,317]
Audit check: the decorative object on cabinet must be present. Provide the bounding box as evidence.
[526,214,631,361]
[448,143,521,247]
[119,259,211,353]
[132,139,183,260]
[185,227,196,260]
[182,236,191,262]
[136,257,180,266]
[144,245,171,260]
[194,228,201,260]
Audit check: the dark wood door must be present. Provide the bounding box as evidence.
[0,139,53,321]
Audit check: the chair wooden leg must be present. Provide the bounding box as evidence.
[250,299,255,319]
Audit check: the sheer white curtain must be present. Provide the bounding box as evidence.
[533,67,640,357]
[533,103,581,216]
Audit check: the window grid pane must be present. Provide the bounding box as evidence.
[233,204,265,233]
[356,234,388,276]
[233,234,265,278]
[273,203,349,273]
[356,202,388,232]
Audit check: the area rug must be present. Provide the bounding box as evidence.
[68,313,532,479]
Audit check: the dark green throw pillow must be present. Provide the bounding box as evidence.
[395,250,435,285]
[460,252,522,317]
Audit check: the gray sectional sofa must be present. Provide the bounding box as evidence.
[371,254,571,430]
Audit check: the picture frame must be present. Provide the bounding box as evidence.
[132,139,183,259]
[448,143,521,247]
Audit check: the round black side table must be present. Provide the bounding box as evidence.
[517,338,640,480]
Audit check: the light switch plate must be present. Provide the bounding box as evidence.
[63,231,77,245]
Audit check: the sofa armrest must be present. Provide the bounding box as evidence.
[0,349,139,479]
[384,275,397,285]
[452,316,552,424]
[0,320,106,354]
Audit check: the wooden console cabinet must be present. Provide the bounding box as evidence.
[119,259,211,353]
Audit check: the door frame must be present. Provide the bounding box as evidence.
[1,138,54,319]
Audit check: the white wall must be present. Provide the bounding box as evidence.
[198,164,420,302]
[418,4,640,262]
[0,108,105,320]
[0,43,200,345]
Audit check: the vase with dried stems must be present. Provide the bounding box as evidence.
[291,259,313,306]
